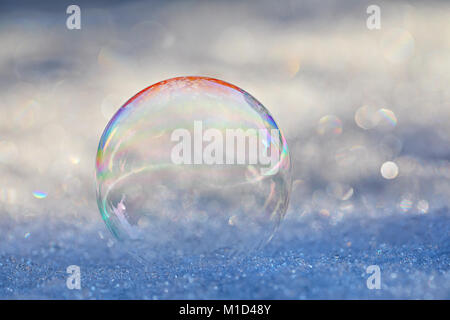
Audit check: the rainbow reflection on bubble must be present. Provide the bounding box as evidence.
[32,191,47,199]
[317,115,343,136]
[377,108,398,128]
[96,76,292,257]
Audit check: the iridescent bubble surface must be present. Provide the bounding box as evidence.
[32,191,47,199]
[317,115,342,136]
[96,76,292,257]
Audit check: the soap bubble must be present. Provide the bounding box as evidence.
[377,108,398,130]
[317,115,342,136]
[354,105,379,130]
[96,76,292,258]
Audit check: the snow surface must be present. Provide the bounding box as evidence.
[0,210,448,299]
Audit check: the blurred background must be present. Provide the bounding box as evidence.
[0,0,448,299]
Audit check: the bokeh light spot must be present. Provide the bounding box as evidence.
[417,200,429,214]
[317,115,343,136]
[381,161,399,180]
